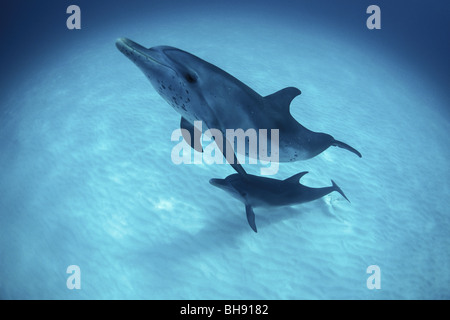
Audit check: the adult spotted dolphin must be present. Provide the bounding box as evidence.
[116,38,361,173]
[210,172,349,232]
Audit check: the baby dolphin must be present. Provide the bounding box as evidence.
[116,38,361,175]
[209,172,349,233]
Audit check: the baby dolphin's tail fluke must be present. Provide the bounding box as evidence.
[331,180,350,202]
[332,139,362,158]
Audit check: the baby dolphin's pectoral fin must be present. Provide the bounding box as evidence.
[180,117,203,153]
[332,139,362,158]
[245,204,257,233]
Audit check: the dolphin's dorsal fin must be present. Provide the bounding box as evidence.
[284,171,308,184]
[180,117,203,153]
[264,87,301,115]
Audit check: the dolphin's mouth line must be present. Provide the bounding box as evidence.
[116,38,176,72]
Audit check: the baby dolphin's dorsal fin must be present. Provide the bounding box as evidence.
[284,171,309,184]
[264,87,301,115]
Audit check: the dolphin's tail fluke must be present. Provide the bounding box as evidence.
[332,140,362,158]
[331,180,350,202]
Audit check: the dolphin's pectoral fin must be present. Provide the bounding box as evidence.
[180,117,203,153]
[264,87,301,115]
[216,133,248,176]
[332,139,362,158]
[245,204,257,233]
[284,171,309,184]
[225,138,247,176]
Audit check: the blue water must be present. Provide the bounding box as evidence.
[1,0,449,299]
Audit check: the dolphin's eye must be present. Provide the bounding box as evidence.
[184,73,197,84]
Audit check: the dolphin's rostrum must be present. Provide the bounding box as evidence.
[210,172,349,233]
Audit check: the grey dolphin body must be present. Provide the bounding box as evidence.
[116,38,361,173]
[209,172,349,232]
